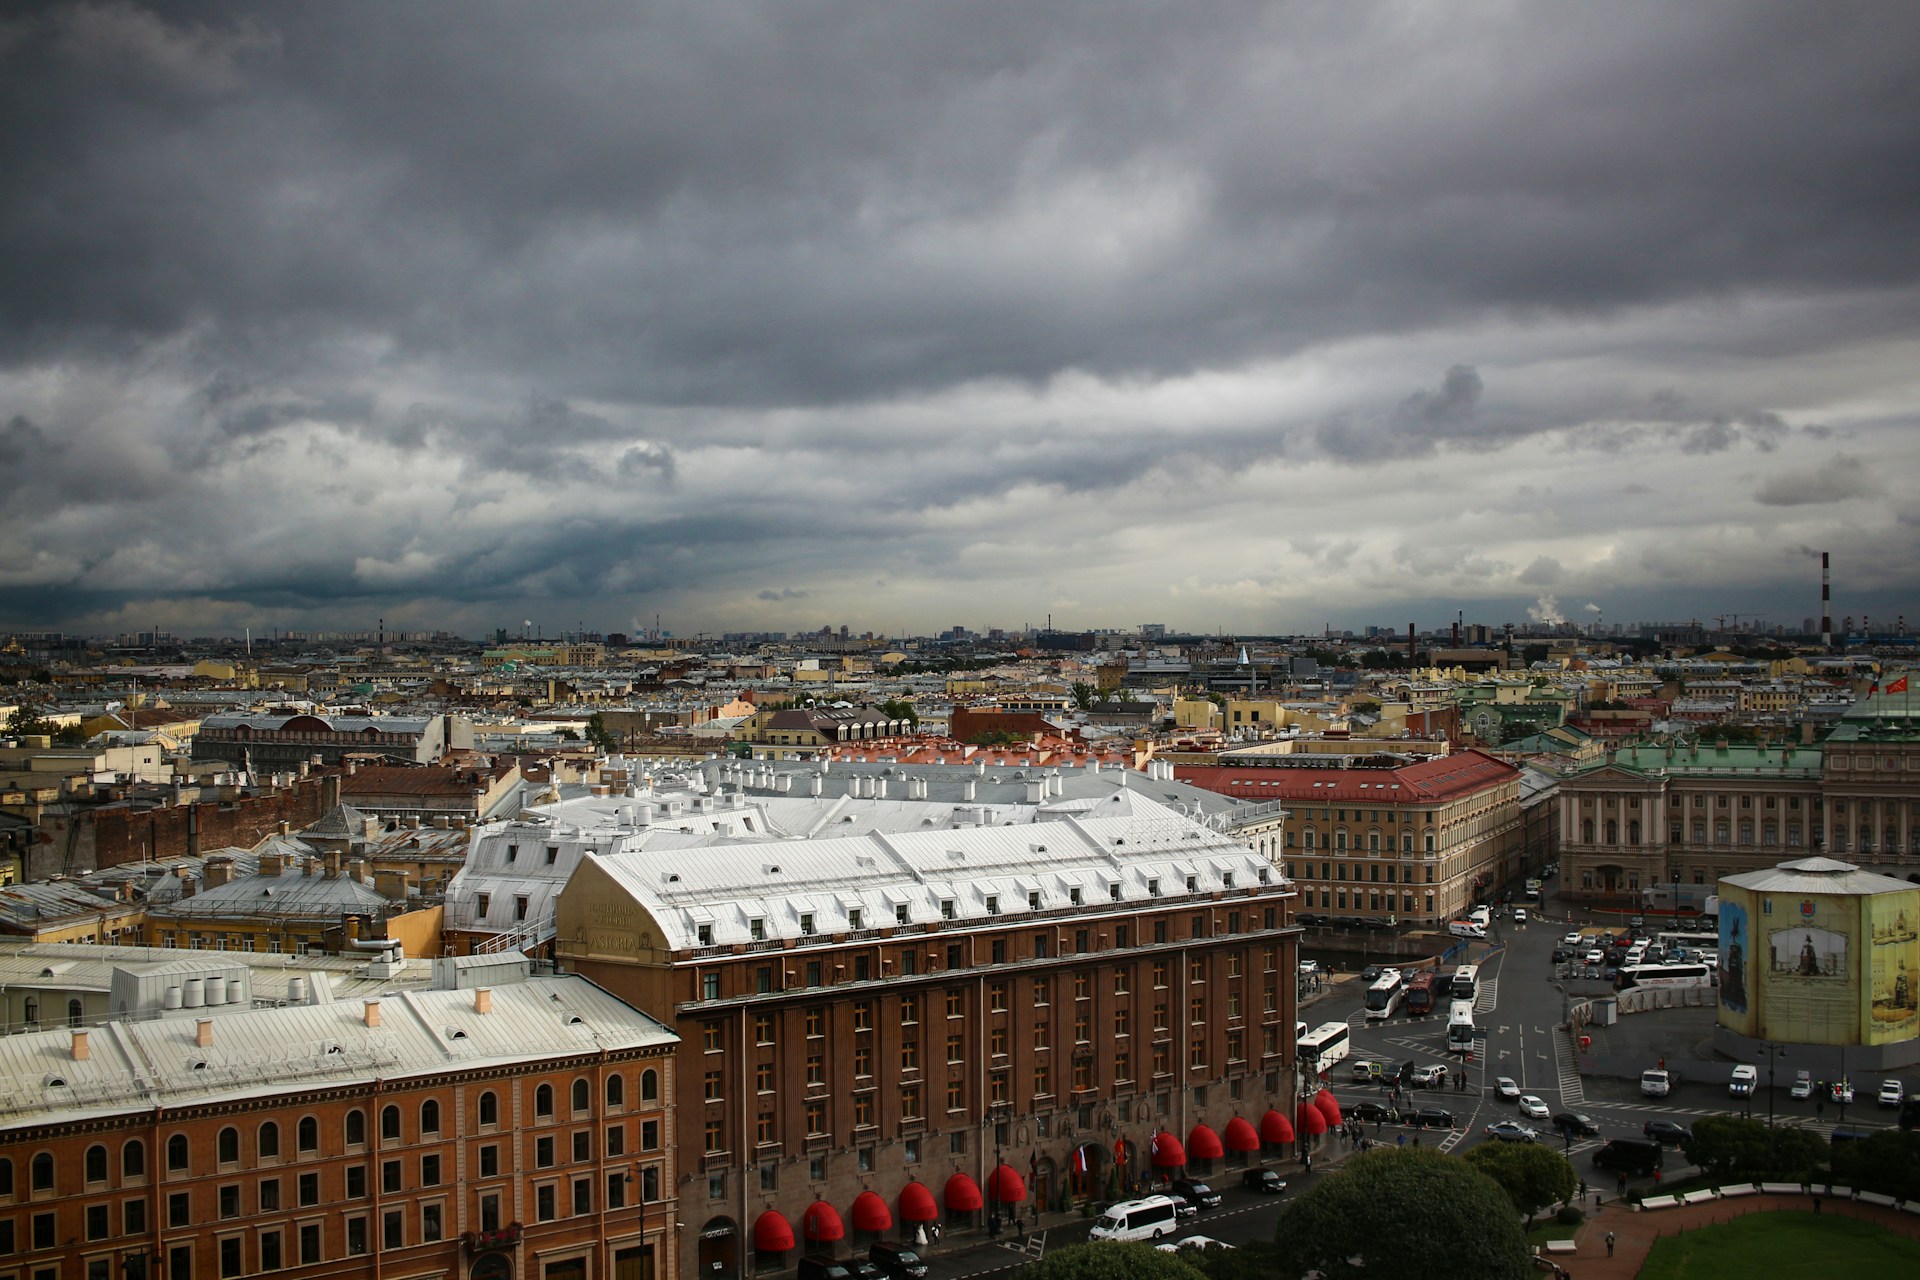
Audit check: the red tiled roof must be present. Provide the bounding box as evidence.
[1174,749,1518,804]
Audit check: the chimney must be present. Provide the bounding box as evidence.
[363,1000,381,1029]
[1822,551,1833,649]
[196,1019,214,1048]
[71,1029,90,1061]
[324,850,342,879]
[474,988,493,1015]
[347,858,369,883]
[203,858,235,888]
[374,870,409,901]
[278,820,291,836]
[179,874,197,899]
[302,857,315,877]
[259,851,283,877]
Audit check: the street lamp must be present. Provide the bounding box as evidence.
[1761,1043,1786,1127]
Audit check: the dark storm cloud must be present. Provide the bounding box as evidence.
[1755,455,1879,507]
[2,1,1918,631]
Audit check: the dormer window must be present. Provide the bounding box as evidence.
[749,918,766,941]
[1070,887,1083,906]
[1148,879,1161,898]
[505,845,518,863]
[1185,875,1198,892]
[895,904,909,925]
[985,896,1000,916]
[1222,872,1235,889]
[1109,884,1121,901]
[545,846,558,865]
[799,913,815,935]
[941,900,956,920]
[1028,891,1041,910]
[847,909,863,931]
[696,924,713,946]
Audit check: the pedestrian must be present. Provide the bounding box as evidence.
[929,1223,941,1248]
[1304,1151,1313,1174]
[1814,1195,1823,1214]
[1617,1173,1627,1197]
[1578,1178,1587,1199]
[1397,1132,1405,1148]
[988,1211,1000,1239]
[1653,1167,1663,1187]
[1606,1231,1615,1258]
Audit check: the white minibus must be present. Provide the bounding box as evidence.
[1088,1195,1182,1242]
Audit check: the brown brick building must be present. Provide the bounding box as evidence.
[549,789,1300,1280]
[0,963,678,1280]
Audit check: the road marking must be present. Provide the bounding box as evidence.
[1551,1024,1586,1105]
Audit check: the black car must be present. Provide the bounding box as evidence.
[1171,1178,1222,1210]
[1298,913,1327,926]
[868,1245,927,1280]
[798,1259,855,1280]
[1592,1139,1663,1175]
[1348,1101,1394,1124]
[1360,965,1383,983]
[1551,1112,1600,1138]
[1242,1168,1287,1193]
[1412,1108,1456,1129]
[1551,947,1573,964]
[1643,1120,1692,1145]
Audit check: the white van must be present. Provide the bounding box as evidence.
[1449,920,1487,939]
[1088,1196,1182,1243]
[1469,905,1492,926]
[1640,1068,1672,1098]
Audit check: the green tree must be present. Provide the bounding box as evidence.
[1023,1242,1204,1280]
[1682,1115,1774,1180]
[584,712,618,752]
[1070,682,1097,710]
[1351,700,1381,715]
[2,705,59,738]
[879,698,919,726]
[1462,1141,1577,1223]
[1832,1129,1920,1201]
[1270,1147,1530,1280]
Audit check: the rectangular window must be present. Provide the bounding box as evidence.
[382,1208,404,1250]
[170,1192,192,1228]
[421,1154,441,1187]
[422,1203,443,1242]
[382,1160,402,1194]
[479,1145,500,1177]
[87,1203,111,1240]
[298,1172,319,1206]
[260,1178,280,1212]
[346,1217,368,1256]
[300,1223,322,1265]
[573,1177,593,1216]
[220,1184,241,1218]
[124,1198,147,1235]
[536,1184,557,1222]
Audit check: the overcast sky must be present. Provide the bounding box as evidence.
[4,2,1918,642]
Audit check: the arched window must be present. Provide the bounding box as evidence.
[345,1110,366,1147]
[381,1105,401,1142]
[23,996,38,1025]
[606,1075,625,1109]
[571,1078,590,1114]
[479,1091,499,1127]
[31,1152,54,1192]
[67,999,84,1028]
[297,1117,318,1154]
[420,1100,440,1135]
[217,1127,239,1165]
[85,1145,107,1184]
[1604,820,1618,843]
[640,1070,659,1103]
[167,1134,190,1173]
[535,1084,554,1118]
[122,1141,145,1180]
[258,1123,280,1159]
[1581,819,1595,843]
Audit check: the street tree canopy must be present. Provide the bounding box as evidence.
[1023,1242,1204,1280]
[1462,1140,1578,1223]
[1271,1148,1530,1280]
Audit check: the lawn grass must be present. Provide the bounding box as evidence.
[1524,1218,1580,1246]
[1637,1209,1920,1279]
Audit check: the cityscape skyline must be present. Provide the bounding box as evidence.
[3,4,1918,639]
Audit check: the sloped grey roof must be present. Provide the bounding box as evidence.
[302,803,373,840]
[1724,856,1916,896]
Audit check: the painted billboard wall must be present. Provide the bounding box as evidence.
[1717,882,1920,1046]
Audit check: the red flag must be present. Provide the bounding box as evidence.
[1888,675,1909,695]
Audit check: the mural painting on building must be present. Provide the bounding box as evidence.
[1718,898,1749,1015]
[1759,896,1859,1043]
[1866,890,1920,1045]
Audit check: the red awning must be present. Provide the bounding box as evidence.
[752,1211,795,1253]
[1259,1109,1296,1145]
[987,1164,1028,1204]
[802,1201,845,1243]
[1186,1123,1225,1160]
[944,1172,983,1212]
[1313,1089,1343,1126]
[899,1181,939,1223]
[1149,1132,1187,1169]
[1296,1102,1329,1137]
[1223,1116,1261,1152]
[851,1191,892,1233]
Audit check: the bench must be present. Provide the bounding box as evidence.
[1639,1195,1680,1210]
[1544,1240,1577,1255]
[1682,1190,1719,1205]
[1719,1183,1758,1198]
[1759,1182,1804,1196]
[1858,1192,1897,1208]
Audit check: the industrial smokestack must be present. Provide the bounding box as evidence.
[1822,552,1832,649]
[1453,610,1461,649]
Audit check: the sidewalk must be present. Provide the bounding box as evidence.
[1550,1191,1920,1279]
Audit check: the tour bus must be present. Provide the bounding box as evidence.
[1655,930,1719,956]
[1404,970,1438,1017]
[1298,1021,1352,1074]
[1364,972,1407,1022]
[1450,963,1479,1001]
[1446,999,1477,1052]
[1088,1195,1183,1243]
[1614,963,1714,992]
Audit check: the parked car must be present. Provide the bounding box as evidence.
[1409,1064,1449,1089]
[1563,931,1584,947]
[1297,958,1323,974]
[799,1257,858,1280]
[1242,1168,1286,1194]
[1640,1069,1672,1098]
[1348,1101,1394,1124]
[1643,1120,1692,1145]
[1513,908,1529,924]
[1592,1139,1663,1175]
[1485,1120,1539,1143]
[1170,1179,1222,1211]
[1351,1060,1382,1084]
[868,1244,928,1280]
[1584,949,1606,966]
[1879,1079,1906,1108]
[1494,1076,1522,1102]
[1412,1108,1457,1129]
[1832,1080,1856,1104]
[1518,1095,1551,1120]
[1790,1070,1813,1100]
[1729,1065,1757,1098]
[1551,1112,1600,1138]
[1360,965,1383,983]
[1156,1237,1234,1255]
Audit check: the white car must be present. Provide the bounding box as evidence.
[1513,908,1529,924]
[1584,949,1605,966]
[1562,932,1583,947]
[1494,1076,1522,1101]
[1518,1094,1551,1120]
[1879,1079,1906,1108]
[1729,1065,1757,1098]
[1641,1069,1672,1098]
[1156,1236,1235,1254]
[1790,1070,1813,1100]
